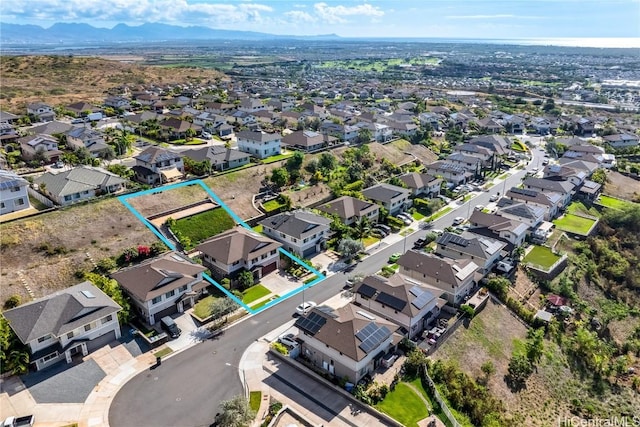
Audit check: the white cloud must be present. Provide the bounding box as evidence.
[284,10,316,23]
[313,2,384,24]
[446,14,517,20]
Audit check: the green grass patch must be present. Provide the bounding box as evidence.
[427,206,453,221]
[523,245,562,269]
[249,391,262,412]
[193,295,216,319]
[566,201,600,217]
[400,228,415,237]
[597,195,635,210]
[498,173,509,180]
[262,199,285,212]
[375,382,428,427]
[262,152,294,164]
[411,210,425,220]
[250,295,279,310]
[242,284,271,304]
[154,347,174,358]
[252,224,263,233]
[171,208,236,244]
[362,236,379,247]
[553,213,597,235]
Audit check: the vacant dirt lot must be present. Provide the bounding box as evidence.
[0,198,157,303]
[126,183,211,219]
[603,170,640,202]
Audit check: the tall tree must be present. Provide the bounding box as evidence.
[216,395,255,427]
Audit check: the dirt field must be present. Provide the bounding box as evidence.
[0,198,157,303]
[0,56,224,113]
[510,267,542,311]
[126,183,211,219]
[603,170,640,202]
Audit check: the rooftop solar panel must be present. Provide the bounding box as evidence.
[294,311,326,335]
[412,289,434,309]
[356,283,377,298]
[355,322,378,342]
[440,233,469,247]
[409,285,424,297]
[359,325,391,353]
[375,292,406,312]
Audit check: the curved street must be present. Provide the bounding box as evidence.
[109,145,544,427]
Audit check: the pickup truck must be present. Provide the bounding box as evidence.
[2,415,35,427]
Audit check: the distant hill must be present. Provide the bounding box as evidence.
[0,22,340,44]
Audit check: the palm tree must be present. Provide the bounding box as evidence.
[353,217,372,243]
[115,129,135,156]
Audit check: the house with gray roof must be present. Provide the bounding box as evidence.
[34,166,126,206]
[496,199,546,228]
[362,183,411,216]
[398,172,442,198]
[452,143,494,167]
[132,146,184,185]
[505,186,562,220]
[66,126,111,158]
[112,252,206,325]
[424,161,472,185]
[236,130,282,159]
[397,250,479,305]
[28,120,73,136]
[523,177,575,208]
[183,145,250,172]
[468,135,511,156]
[353,274,443,339]
[293,304,400,383]
[27,102,55,122]
[316,196,379,226]
[435,232,506,274]
[282,130,325,152]
[2,281,121,371]
[0,169,31,215]
[468,210,528,248]
[196,226,282,285]
[19,134,62,163]
[446,153,483,172]
[542,163,588,188]
[603,133,639,149]
[259,210,331,258]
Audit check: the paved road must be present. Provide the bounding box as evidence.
[109,148,542,427]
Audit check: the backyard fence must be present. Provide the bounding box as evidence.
[421,365,462,427]
[28,186,54,207]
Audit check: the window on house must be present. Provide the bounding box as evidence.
[16,198,25,206]
[0,202,4,208]
[38,334,52,343]
[10,186,20,192]
[84,324,92,332]
[166,290,176,298]
[102,315,113,324]
[67,331,74,339]
[180,285,188,292]
[41,352,58,363]
[152,296,162,305]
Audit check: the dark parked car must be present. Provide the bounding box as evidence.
[160,316,181,339]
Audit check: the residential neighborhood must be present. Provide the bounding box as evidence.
[1,33,639,427]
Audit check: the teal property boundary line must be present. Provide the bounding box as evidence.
[117,179,325,315]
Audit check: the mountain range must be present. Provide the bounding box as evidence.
[0,22,340,44]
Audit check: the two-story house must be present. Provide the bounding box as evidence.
[19,134,62,163]
[27,102,55,122]
[522,177,576,209]
[66,127,111,158]
[293,304,400,383]
[467,210,528,248]
[132,146,184,185]
[424,161,472,186]
[446,153,483,173]
[495,199,547,229]
[397,250,480,305]
[0,169,31,215]
[353,274,441,339]
[34,166,126,206]
[316,196,380,226]
[504,187,562,221]
[3,281,121,371]
[238,98,267,113]
[111,252,207,325]
[183,145,250,172]
[434,232,506,274]
[452,143,494,168]
[196,226,282,284]
[259,210,331,258]
[362,183,411,216]
[398,172,442,198]
[603,133,639,149]
[236,130,282,159]
[281,130,325,152]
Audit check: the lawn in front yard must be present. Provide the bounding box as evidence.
[262,199,285,213]
[427,206,453,221]
[375,382,428,427]
[553,213,597,235]
[242,284,271,304]
[170,207,236,244]
[193,295,216,319]
[262,152,294,164]
[522,245,561,269]
[362,236,379,247]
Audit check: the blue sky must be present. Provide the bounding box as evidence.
[4,0,639,40]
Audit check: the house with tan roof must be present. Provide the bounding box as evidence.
[316,196,379,226]
[397,250,479,305]
[398,172,442,198]
[2,281,121,371]
[111,252,207,325]
[196,226,282,284]
[293,304,401,383]
[281,130,325,152]
[353,274,442,339]
[435,232,507,274]
[362,183,411,216]
[19,134,62,163]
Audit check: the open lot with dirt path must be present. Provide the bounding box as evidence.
[0,198,157,303]
[603,170,640,202]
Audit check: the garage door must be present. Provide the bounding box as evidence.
[86,330,117,353]
[302,247,316,258]
[262,262,277,275]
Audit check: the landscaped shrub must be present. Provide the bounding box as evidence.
[386,216,405,229]
[271,341,289,356]
[460,304,475,318]
[96,257,117,274]
[4,294,21,309]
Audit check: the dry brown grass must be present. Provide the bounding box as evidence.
[603,171,640,202]
[0,198,157,304]
[0,55,224,113]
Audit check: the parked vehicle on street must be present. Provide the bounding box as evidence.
[490,193,500,202]
[278,333,299,348]
[296,301,317,315]
[2,415,35,427]
[388,253,402,263]
[453,216,465,225]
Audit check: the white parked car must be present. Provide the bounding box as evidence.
[453,217,465,225]
[278,333,299,348]
[296,301,317,315]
